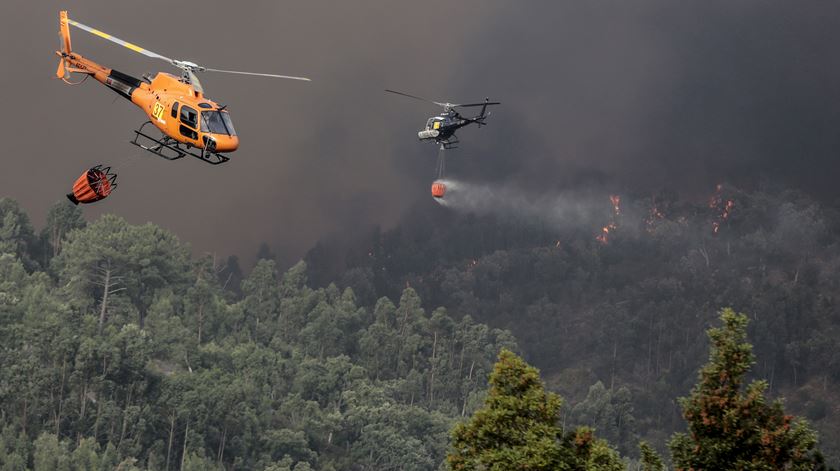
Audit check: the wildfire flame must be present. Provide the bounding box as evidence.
[708,184,723,208]
[596,195,621,244]
[644,198,665,233]
[709,184,734,234]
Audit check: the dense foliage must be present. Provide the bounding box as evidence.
[448,349,623,470]
[449,312,831,471]
[669,308,827,470]
[0,199,515,470]
[306,186,840,464]
[1,186,837,469]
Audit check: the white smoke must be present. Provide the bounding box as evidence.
[433,179,626,231]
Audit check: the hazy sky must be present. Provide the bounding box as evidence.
[3,1,840,267]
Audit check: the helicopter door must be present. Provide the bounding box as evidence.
[179,105,198,139]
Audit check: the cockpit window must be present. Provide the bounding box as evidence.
[180,105,198,128]
[426,117,443,130]
[220,112,237,136]
[200,111,236,136]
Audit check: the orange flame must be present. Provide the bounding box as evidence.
[645,198,665,233]
[610,195,621,215]
[709,184,734,234]
[596,195,621,244]
[708,184,723,209]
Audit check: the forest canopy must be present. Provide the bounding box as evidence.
[305,185,840,466]
[0,199,514,469]
[1,184,839,469]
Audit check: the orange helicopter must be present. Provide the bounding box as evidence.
[55,11,310,165]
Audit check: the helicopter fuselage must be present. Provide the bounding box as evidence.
[417,114,469,143]
[57,50,239,154]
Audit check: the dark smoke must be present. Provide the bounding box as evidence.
[2,1,840,265]
[445,1,840,200]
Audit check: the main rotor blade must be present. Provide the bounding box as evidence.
[203,68,311,81]
[454,101,501,108]
[385,89,442,105]
[67,18,173,64]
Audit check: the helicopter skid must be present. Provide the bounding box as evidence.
[437,136,459,150]
[130,122,230,166]
[419,134,459,149]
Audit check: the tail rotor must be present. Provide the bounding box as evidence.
[56,11,72,79]
[478,98,489,127]
[56,56,66,79]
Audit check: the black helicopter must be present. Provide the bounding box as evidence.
[385,89,500,149]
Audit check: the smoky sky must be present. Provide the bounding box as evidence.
[3,1,840,267]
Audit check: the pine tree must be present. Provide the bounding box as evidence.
[448,349,625,470]
[40,200,85,260]
[448,349,571,470]
[0,198,39,270]
[669,308,829,470]
[638,441,664,471]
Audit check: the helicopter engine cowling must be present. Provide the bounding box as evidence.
[418,129,440,140]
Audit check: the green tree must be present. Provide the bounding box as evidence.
[54,214,190,328]
[448,350,626,470]
[358,298,400,380]
[32,433,70,471]
[40,200,85,261]
[448,349,572,470]
[218,255,243,297]
[571,381,637,455]
[240,258,279,341]
[669,308,829,470]
[638,441,664,471]
[184,258,226,344]
[70,437,100,470]
[182,451,223,471]
[353,422,434,470]
[0,198,38,270]
[0,426,28,471]
[570,428,625,471]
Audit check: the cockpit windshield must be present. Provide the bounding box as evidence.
[426,117,442,130]
[200,111,237,136]
[221,112,236,136]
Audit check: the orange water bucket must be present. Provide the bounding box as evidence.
[67,165,117,205]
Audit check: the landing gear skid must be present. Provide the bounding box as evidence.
[130,121,230,165]
[437,136,459,150]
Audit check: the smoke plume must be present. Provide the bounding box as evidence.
[434,178,639,236]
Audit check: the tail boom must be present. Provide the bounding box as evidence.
[56,11,111,82]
